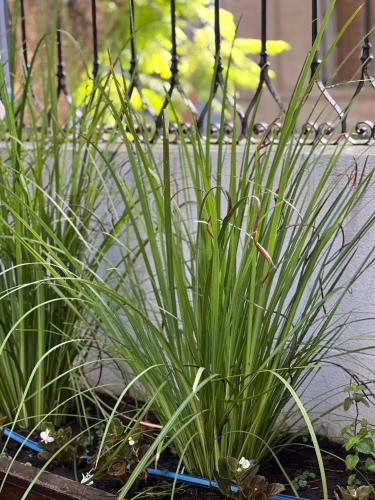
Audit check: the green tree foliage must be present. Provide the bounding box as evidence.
[77,0,289,113]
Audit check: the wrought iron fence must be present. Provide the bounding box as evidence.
[15,0,375,144]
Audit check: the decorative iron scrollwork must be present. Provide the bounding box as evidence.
[18,0,375,145]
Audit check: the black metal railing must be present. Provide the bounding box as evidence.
[17,0,375,144]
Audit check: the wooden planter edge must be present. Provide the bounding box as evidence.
[0,456,116,500]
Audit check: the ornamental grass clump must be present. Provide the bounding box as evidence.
[70,6,375,495]
[0,38,126,428]
[88,113,375,489]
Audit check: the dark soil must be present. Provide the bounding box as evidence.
[264,437,348,500]
[3,431,369,499]
[2,399,374,500]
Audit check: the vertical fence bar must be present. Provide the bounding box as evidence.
[19,0,43,110]
[351,0,373,94]
[361,0,375,87]
[312,0,318,47]
[311,0,320,76]
[91,0,99,79]
[155,0,180,131]
[56,16,65,98]
[260,0,267,67]
[197,0,223,131]
[240,0,283,139]
[55,13,71,103]
[155,0,197,137]
[259,0,284,112]
[170,0,179,86]
[127,0,157,134]
[20,0,28,69]
[214,0,223,75]
[128,0,137,96]
[341,0,375,144]
[345,0,375,143]
[311,0,346,135]
[0,0,10,93]
[363,0,371,49]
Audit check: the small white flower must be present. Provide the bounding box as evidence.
[81,470,94,486]
[40,429,54,444]
[238,456,252,470]
[128,436,136,446]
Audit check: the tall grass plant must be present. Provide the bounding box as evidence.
[67,4,375,492]
[0,32,126,427]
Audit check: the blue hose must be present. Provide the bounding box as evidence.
[2,426,303,499]
[3,427,43,453]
